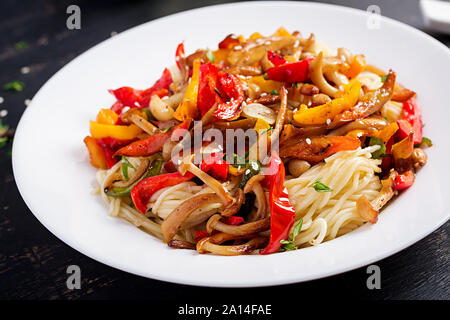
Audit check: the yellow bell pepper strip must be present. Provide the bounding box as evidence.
[254,118,271,133]
[272,27,291,37]
[244,75,281,94]
[293,80,361,126]
[90,121,142,140]
[249,32,263,40]
[173,58,201,121]
[96,108,119,125]
[375,122,399,143]
[84,136,107,169]
[329,71,396,128]
[343,54,366,79]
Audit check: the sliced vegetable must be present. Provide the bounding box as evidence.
[200,153,229,180]
[106,158,163,198]
[121,156,136,181]
[279,135,361,163]
[343,54,365,79]
[239,159,261,189]
[89,121,142,140]
[109,68,172,108]
[393,170,415,191]
[266,57,313,83]
[84,136,107,169]
[402,96,422,144]
[96,108,119,125]
[175,42,185,70]
[242,103,276,125]
[213,72,245,120]
[197,62,221,116]
[114,120,190,157]
[131,171,194,214]
[267,50,286,66]
[260,152,296,255]
[293,80,361,126]
[173,58,201,121]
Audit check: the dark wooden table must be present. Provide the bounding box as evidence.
[0,0,448,300]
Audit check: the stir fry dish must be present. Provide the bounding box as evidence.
[84,27,430,255]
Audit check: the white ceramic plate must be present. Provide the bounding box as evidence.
[13,1,450,287]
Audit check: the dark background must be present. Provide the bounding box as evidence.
[0,0,448,300]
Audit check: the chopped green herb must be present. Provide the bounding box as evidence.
[270,90,279,96]
[380,74,390,83]
[121,156,136,181]
[14,41,28,50]
[214,87,223,99]
[263,73,269,80]
[416,137,433,148]
[206,50,215,64]
[4,81,25,92]
[238,159,261,189]
[143,108,156,121]
[260,127,272,135]
[280,240,297,251]
[295,82,299,88]
[369,136,386,159]
[280,219,303,251]
[161,126,172,133]
[309,178,332,193]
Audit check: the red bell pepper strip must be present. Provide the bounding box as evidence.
[109,68,172,108]
[221,216,244,226]
[200,153,229,180]
[194,229,210,242]
[197,62,222,116]
[381,137,394,172]
[175,42,185,70]
[267,50,286,66]
[97,137,137,168]
[266,56,313,83]
[396,119,413,142]
[131,171,195,214]
[260,152,296,255]
[218,34,240,49]
[213,72,245,120]
[114,120,191,157]
[401,96,422,144]
[393,170,415,191]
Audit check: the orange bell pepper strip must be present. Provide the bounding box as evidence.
[96,109,119,125]
[90,121,142,140]
[293,80,361,126]
[173,58,201,121]
[343,54,366,79]
[84,136,107,169]
[272,27,291,37]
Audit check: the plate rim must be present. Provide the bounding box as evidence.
[12,1,450,287]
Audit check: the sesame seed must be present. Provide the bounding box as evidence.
[260,92,267,97]
[24,99,31,106]
[326,119,331,125]
[21,66,31,74]
[122,106,130,114]
[0,109,8,117]
[306,138,312,145]
[233,45,243,50]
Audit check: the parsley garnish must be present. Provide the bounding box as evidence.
[309,178,332,193]
[206,50,215,64]
[121,156,136,181]
[369,136,386,159]
[14,41,28,50]
[280,219,303,251]
[270,90,279,95]
[263,73,269,80]
[380,74,390,83]
[4,81,25,92]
